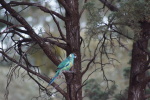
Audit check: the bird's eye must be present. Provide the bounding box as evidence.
[70,54,72,57]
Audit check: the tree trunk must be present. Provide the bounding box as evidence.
[128,21,150,100]
[64,1,82,100]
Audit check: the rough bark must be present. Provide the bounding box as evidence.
[128,21,150,100]
[63,1,82,100]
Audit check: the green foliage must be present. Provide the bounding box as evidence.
[113,0,150,35]
[113,88,128,100]
[84,1,103,24]
[84,1,103,39]
[83,67,130,100]
[123,67,130,79]
[85,0,150,40]
[146,88,150,94]
[84,79,116,100]
[114,66,130,100]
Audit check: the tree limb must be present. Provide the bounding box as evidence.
[8,1,66,41]
[9,1,65,21]
[44,38,67,50]
[17,38,67,51]
[0,0,61,66]
[0,19,27,33]
[81,56,96,76]
[0,50,67,98]
[99,0,118,11]
[57,0,72,15]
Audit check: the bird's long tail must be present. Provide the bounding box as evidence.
[48,71,60,85]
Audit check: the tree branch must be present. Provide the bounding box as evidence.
[0,0,61,66]
[0,50,67,98]
[81,56,96,76]
[44,38,67,50]
[57,0,72,14]
[0,19,27,33]
[79,0,89,18]
[99,0,118,11]
[17,38,67,51]
[9,1,65,21]
[48,9,66,41]
[8,1,66,41]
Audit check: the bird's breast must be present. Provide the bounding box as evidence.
[70,62,73,66]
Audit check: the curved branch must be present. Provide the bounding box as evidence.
[57,0,72,14]
[17,38,67,51]
[81,56,96,76]
[9,1,65,21]
[8,1,66,41]
[48,10,66,41]
[0,50,67,98]
[99,0,118,11]
[79,0,89,18]
[44,38,67,50]
[0,0,61,66]
[0,19,27,33]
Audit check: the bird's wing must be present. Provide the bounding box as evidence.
[57,58,69,69]
[57,58,70,69]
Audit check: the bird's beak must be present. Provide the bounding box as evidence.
[74,53,77,58]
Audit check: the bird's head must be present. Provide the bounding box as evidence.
[69,53,77,58]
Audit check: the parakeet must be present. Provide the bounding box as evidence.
[48,53,77,85]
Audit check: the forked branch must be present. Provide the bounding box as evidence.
[0,50,67,98]
[0,0,61,66]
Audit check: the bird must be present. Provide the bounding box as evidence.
[48,53,77,85]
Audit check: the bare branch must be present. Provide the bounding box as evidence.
[44,38,67,50]
[57,0,72,14]
[0,19,27,33]
[9,1,67,41]
[9,1,65,21]
[79,0,89,18]
[99,0,118,11]
[0,0,61,65]
[0,50,67,98]
[111,28,133,40]
[8,1,66,41]
[81,55,96,76]
[17,38,67,52]
[48,10,66,41]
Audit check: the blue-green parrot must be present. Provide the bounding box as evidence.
[48,53,77,85]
